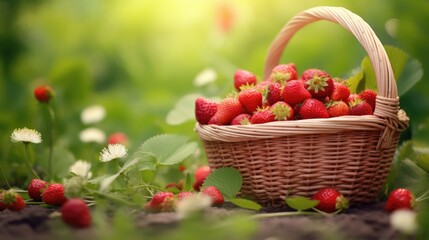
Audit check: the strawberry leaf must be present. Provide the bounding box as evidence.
[201,167,242,201]
[285,196,319,211]
[136,134,198,166]
[230,198,262,211]
[183,172,192,191]
[166,93,202,125]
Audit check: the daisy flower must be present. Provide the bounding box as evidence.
[81,105,106,125]
[69,160,92,179]
[99,144,128,162]
[79,127,106,144]
[10,128,42,144]
[390,209,417,235]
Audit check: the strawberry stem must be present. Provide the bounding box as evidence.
[47,103,55,181]
[250,211,321,219]
[0,164,11,189]
[24,143,41,179]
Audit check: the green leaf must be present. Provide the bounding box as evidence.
[39,146,75,179]
[285,196,319,211]
[201,167,242,201]
[346,46,422,96]
[98,158,140,191]
[183,172,192,191]
[230,198,262,211]
[166,93,202,125]
[137,134,198,166]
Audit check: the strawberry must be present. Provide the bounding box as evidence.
[330,81,350,102]
[195,97,218,124]
[178,165,186,172]
[2,190,26,212]
[347,94,361,104]
[270,101,294,121]
[231,113,251,125]
[201,186,224,206]
[293,103,302,120]
[326,101,349,117]
[266,82,283,105]
[107,132,129,145]
[269,63,298,83]
[238,87,263,114]
[359,89,377,112]
[34,85,53,103]
[61,198,92,228]
[177,191,194,201]
[234,69,257,91]
[28,178,49,202]
[385,188,415,212]
[302,69,334,99]
[165,182,183,192]
[299,98,329,119]
[250,108,275,124]
[208,97,242,125]
[349,99,373,116]
[282,80,312,106]
[145,192,176,212]
[193,166,212,191]
[312,188,349,213]
[43,183,67,206]
[255,79,272,92]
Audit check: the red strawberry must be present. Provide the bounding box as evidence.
[28,178,49,202]
[0,193,5,211]
[255,79,272,92]
[238,87,263,114]
[195,97,218,124]
[178,165,186,172]
[43,183,67,206]
[299,98,329,119]
[2,190,26,212]
[34,85,53,103]
[270,101,294,121]
[269,63,298,83]
[193,166,212,191]
[234,69,257,91]
[385,188,415,212]
[349,99,373,116]
[208,97,242,125]
[302,69,334,99]
[330,81,350,102]
[282,80,312,106]
[107,132,129,145]
[326,101,349,117]
[266,82,283,105]
[177,191,194,201]
[145,192,176,212]
[201,186,224,206]
[312,188,349,213]
[293,103,302,120]
[231,113,251,125]
[359,89,377,112]
[250,108,276,124]
[61,198,92,228]
[165,182,183,191]
[347,94,361,104]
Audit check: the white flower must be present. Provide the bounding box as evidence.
[10,128,42,144]
[175,194,212,219]
[99,144,128,162]
[81,105,106,125]
[69,160,92,179]
[79,127,106,144]
[390,209,417,235]
[193,68,217,87]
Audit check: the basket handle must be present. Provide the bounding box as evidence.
[264,6,397,99]
[264,6,408,149]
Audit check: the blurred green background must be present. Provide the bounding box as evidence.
[1,0,428,185]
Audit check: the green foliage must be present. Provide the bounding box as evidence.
[201,167,243,201]
[285,196,319,211]
[230,198,262,211]
[347,46,423,96]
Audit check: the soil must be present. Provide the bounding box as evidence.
[0,201,408,240]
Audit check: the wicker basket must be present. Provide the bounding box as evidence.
[195,6,409,206]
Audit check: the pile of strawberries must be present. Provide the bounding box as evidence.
[0,179,91,228]
[145,166,224,212]
[195,63,377,125]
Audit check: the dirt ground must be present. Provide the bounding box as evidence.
[0,201,406,240]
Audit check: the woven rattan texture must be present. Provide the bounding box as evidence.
[203,131,399,206]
